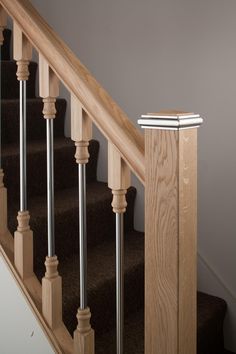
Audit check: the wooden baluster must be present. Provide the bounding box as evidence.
[0,7,7,238]
[39,54,62,329]
[71,95,95,354]
[13,22,33,280]
[13,22,32,81]
[138,111,203,354]
[108,142,131,354]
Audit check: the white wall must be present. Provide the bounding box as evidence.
[31,0,236,350]
[0,254,56,354]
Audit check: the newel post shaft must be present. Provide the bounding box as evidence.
[138,112,203,354]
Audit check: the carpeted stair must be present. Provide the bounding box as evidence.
[1,28,229,354]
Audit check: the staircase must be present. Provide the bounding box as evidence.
[1,25,230,354]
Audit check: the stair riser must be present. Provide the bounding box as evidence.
[1,99,66,144]
[3,141,99,201]
[1,61,37,99]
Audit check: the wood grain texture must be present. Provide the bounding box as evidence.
[178,129,197,354]
[108,142,131,213]
[71,94,92,143]
[14,211,34,280]
[74,307,94,354]
[13,21,32,61]
[0,229,73,353]
[145,128,197,354]
[0,245,65,354]
[39,53,59,99]
[42,256,63,330]
[0,0,144,184]
[13,21,32,80]
[108,142,131,191]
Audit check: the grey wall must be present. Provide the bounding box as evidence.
[31,0,236,350]
[0,254,56,353]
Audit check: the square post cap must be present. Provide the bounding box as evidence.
[138,110,203,130]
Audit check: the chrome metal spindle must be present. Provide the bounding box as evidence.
[116,212,124,354]
[78,163,87,310]
[0,50,2,169]
[46,119,55,257]
[19,80,27,212]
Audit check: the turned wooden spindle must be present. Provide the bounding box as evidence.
[13,22,32,81]
[74,308,94,354]
[39,54,62,329]
[71,94,92,164]
[71,94,94,354]
[108,142,131,213]
[42,256,62,329]
[13,21,34,280]
[108,142,130,353]
[0,6,7,46]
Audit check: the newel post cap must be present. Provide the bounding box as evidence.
[138,110,203,130]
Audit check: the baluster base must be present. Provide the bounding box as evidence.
[0,170,7,236]
[74,307,94,354]
[14,210,33,279]
[42,255,62,330]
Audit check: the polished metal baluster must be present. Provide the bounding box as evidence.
[46,118,55,257]
[71,96,94,354]
[40,55,62,329]
[116,213,124,354]
[0,49,2,170]
[108,142,131,354]
[78,163,87,309]
[13,22,33,280]
[19,80,27,212]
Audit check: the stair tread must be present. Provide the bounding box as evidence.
[8,181,136,261]
[27,182,116,218]
[2,136,73,157]
[96,292,227,354]
[60,230,143,293]
[1,98,66,144]
[56,230,144,335]
[1,61,37,99]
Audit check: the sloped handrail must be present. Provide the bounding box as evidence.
[0,0,145,184]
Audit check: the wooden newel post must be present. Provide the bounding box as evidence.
[138,111,203,354]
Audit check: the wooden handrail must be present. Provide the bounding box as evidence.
[0,0,145,184]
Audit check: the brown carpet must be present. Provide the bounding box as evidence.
[1,27,229,354]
